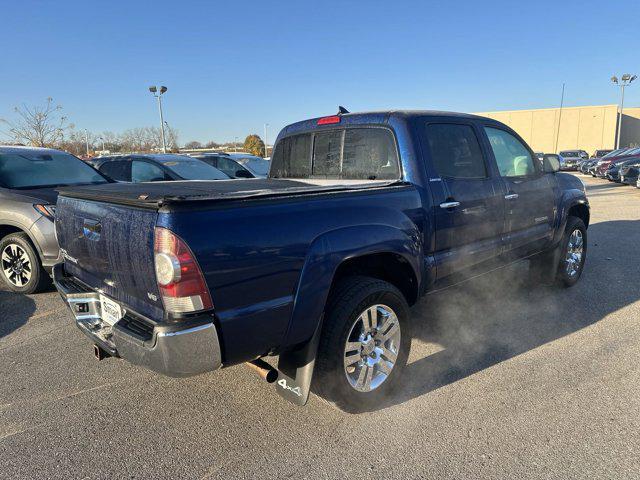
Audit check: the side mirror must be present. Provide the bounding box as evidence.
[543,154,560,173]
[235,169,253,178]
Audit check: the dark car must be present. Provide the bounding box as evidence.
[92,154,230,183]
[595,147,640,178]
[53,110,589,411]
[0,146,109,293]
[592,149,613,158]
[558,150,588,170]
[189,153,254,178]
[191,153,270,178]
[589,148,631,176]
[227,154,271,178]
[605,157,640,182]
[619,159,640,186]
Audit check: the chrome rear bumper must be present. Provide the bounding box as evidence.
[52,263,222,377]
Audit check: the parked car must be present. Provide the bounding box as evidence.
[595,147,640,178]
[619,159,640,186]
[558,150,587,170]
[604,157,640,182]
[579,158,599,174]
[227,154,271,178]
[0,146,109,293]
[592,149,613,158]
[52,110,589,411]
[91,154,230,182]
[589,148,627,176]
[190,153,269,178]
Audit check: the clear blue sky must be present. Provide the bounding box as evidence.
[1,0,639,144]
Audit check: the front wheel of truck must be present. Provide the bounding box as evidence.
[313,276,411,413]
[529,216,587,288]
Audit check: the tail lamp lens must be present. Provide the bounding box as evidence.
[153,227,213,314]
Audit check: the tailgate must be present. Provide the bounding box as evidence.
[55,195,163,321]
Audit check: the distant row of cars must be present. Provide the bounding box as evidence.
[87,152,270,182]
[0,146,270,294]
[576,147,640,187]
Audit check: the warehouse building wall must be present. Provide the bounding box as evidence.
[475,105,623,155]
[620,107,640,148]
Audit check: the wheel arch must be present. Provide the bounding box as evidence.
[0,223,43,256]
[281,224,422,351]
[568,202,590,228]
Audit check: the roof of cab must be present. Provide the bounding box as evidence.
[278,110,494,138]
[0,145,64,154]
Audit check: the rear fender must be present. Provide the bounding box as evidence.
[282,224,421,351]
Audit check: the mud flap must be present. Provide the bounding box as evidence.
[531,243,563,285]
[275,318,323,406]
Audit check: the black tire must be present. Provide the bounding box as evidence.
[555,216,587,287]
[0,233,50,294]
[313,276,411,413]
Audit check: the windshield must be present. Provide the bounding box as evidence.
[0,151,107,189]
[237,158,270,175]
[602,149,625,158]
[160,158,229,180]
[626,147,640,156]
[559,151,580,158]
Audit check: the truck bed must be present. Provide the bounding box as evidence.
[57,178,402,209]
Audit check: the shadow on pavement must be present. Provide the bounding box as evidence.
[0,290,37,339]
[370,219,639,411]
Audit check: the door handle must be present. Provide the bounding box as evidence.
[504,193,519,200]
[439,201,461,209]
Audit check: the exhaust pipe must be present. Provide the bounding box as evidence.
[93,344,110,361]
[245,359,278,383]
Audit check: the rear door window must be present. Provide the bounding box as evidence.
[99,160,131,181]
[425,124,487,179]
[271,128,399,180]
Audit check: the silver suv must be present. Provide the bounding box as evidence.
[0,146,109,293]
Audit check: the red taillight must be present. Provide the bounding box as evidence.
[154,227,213,314]
[317,115,341,125]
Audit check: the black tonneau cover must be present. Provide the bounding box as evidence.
[57,178,403,209]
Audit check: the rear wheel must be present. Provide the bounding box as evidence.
[314,276,411,412]
[0,233,49,294]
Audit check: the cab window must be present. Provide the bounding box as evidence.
[425,123,487,179]
[484,127,536,177]
[271,128,399,180]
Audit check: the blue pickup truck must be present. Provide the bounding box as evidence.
[53,110,589,411]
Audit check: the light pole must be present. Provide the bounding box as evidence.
[149,85,168,153]
[234,136,239,153]
[264,123,269,158]
[84,129,90,156]
[611,74,637,149]
[98,136,105,152]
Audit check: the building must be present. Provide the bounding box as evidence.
[474,104,640,154]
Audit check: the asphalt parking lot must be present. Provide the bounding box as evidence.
[1,175,639,479]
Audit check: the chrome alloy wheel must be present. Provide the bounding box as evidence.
[343,304,401,392]
[565,229,584,277]
[1,243,32,287]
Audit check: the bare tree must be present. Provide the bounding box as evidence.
[184,140,203,149]
[59,130,93,157]
[1,98,73,147]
